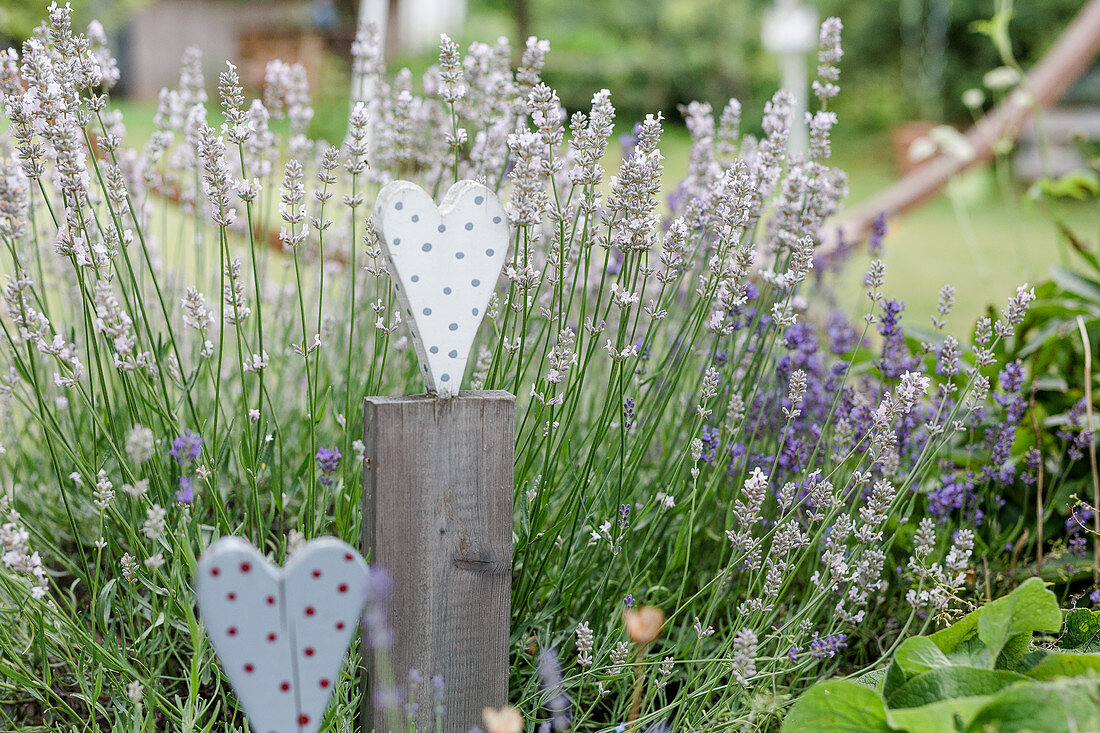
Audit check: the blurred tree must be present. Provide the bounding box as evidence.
[0,0,151,42]
[470,0,1086,130]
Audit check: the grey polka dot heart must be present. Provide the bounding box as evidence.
[374,180,508,398]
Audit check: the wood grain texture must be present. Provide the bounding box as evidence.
[361,390,514,732]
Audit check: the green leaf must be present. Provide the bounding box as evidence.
[975,578,1061,665]
[854,668,887,690]
[883,658,907,701]
[1060,609,1100,652]
[930,607,981,657]
[895,636,952,678]
[963,679,1100,733]
[1026,652,1100,680]
[886,695,995,733]
[885,666,1027,709]
[781,680,892,733]
[945,636,993,669]
[1049,267,1100,306]
[1033,170,1100,201]
[1006,648,1050,674]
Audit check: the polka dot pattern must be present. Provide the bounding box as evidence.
[373,180,510,398]
[195,537,369,733]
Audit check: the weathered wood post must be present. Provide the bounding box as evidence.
[361,179,515,731]
[361,391,513,730]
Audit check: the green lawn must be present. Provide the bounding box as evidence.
[830,132,1098,336]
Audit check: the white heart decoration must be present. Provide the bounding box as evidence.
[195,537,368,733]
[375,180,509,398]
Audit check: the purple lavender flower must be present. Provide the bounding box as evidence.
[624,593,635,609]
[315,446,341,486]
[431,674,445,717]
[826,310,858,354]
[699,424,720,463]
[927,473,982,524]
[176,476,194,504]
[1091,589,1100,606]
[362,565,394,650]
[874,299,917,379]
[868,212,887,257]
[623,398,635,430]
[809,632,847,658]
[169,429,202,466]
[618,503,630,530]
[537,647,571,730]
[633,338,651,376]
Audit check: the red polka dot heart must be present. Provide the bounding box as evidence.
[375,180,509,398]
[196,537,368,733]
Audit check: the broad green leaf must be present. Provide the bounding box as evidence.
[895,636,951,678]
[964,679,1100,733]
[854,668,887,690]
[1060,609,1100,652]
[931,606,981,656]
[996,632,1033,670]
[885,667,1027,709]
[882,658,907,701]
[976,578,1061,664]
[941,631,992,668]
[781,680,892,733]
[886,695,994,733]
[1026,652,1100,680]
[1009,648,1050,675]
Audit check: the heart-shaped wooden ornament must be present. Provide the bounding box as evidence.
[195,537,368,733]
[374,180,509,398]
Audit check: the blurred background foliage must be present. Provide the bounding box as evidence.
[1,0,1085,131]
[470,0,1085,130]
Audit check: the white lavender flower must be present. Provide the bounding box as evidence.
[995,283,1035,338]
[608,640,630,676]
[813,18,843,102]
[437,34,466,104]
[505,127,547,226]
[125,425,155,463]
[278,159,307,247]
[730,628,758,685]
[223,258,252,324]
[575,621,593,667]
[92,470,115,510]
[142,505,167,541]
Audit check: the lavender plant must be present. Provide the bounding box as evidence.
[0,5,1050,730]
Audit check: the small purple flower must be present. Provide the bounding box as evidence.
[362,565,394,650]
[624,594,635,609]
[431,674,445,717]
[537,647,571,730]
[618,503,630,530]
[176,475,194,504]
[699,424,720,463]
[315,446,341,486]
[169,429,203,466]
[868,212,887,257]
[623,398,635,430]
[809,632,847,659]
[1091,589,1100,606]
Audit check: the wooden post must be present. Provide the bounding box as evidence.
[361,390,514,732]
